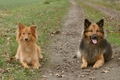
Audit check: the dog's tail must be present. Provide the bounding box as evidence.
[73,51,81,58]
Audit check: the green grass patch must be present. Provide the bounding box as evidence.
[75,0,120,46]
[0,0,70,79]
[107,32,120,46]
[84,0,120,11]
[0,0,44,10]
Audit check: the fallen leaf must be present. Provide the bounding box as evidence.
[101,70,109,73]
[0,68,8,73]
[51,31,60,37]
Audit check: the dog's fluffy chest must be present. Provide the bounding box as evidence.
[20,44,35,52]
[27,57,32,64]
[25,48,31,52]
[20,47,36,63]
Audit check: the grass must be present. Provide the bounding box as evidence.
[0,0,44,10]
[0,0,70,79]
[75,0,120,46]
[83,0,120,11]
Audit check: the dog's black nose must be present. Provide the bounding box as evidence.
[91,34,98,39]
[25,38,28,41]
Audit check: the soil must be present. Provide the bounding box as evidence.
[41,0,120,80]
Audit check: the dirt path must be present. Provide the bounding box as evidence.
[42,0,120,80]
[83,1,120,21]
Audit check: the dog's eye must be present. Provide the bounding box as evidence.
[88,30,92,32]
[28,33,31,35]
[96,30,100,32]
[22,33,25,35]
[85,30,93,32]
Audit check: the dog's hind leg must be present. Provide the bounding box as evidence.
[37,46,43,59]
[15,47,20,59]
[93,54,104,69]
[81,56,88,69]
[73,51,81,58]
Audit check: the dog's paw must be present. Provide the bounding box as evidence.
[15,55,19,59]
[40,55,43,59]
[33,64,41,69]
[81,63,87,69]
[93,64,100,69]
[22,63,30,69]
[93,60,104,69]
[25,66,30,69]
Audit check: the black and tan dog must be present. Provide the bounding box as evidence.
[74,19,113,69]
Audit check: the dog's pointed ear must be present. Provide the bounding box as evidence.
[30,25,37,38]
[30,25,37,31]
[18,23,25,30]
[96,19,104,28]
[84,19,91,30]
[17,23,24,41]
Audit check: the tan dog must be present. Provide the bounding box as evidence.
[15,23,43,69]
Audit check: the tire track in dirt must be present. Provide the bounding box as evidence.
[42,0,85,80]
[83,1,120,21]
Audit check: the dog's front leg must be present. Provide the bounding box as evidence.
[32,59,41,69]
[81,56,88,69]
[22,61,29,69]
[93,54,104,69]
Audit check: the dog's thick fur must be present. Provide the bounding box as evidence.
[74,19,113,69]
[15,23,43,69]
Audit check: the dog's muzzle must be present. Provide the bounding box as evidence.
[24,38,29,42]
[90,34,98,44]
